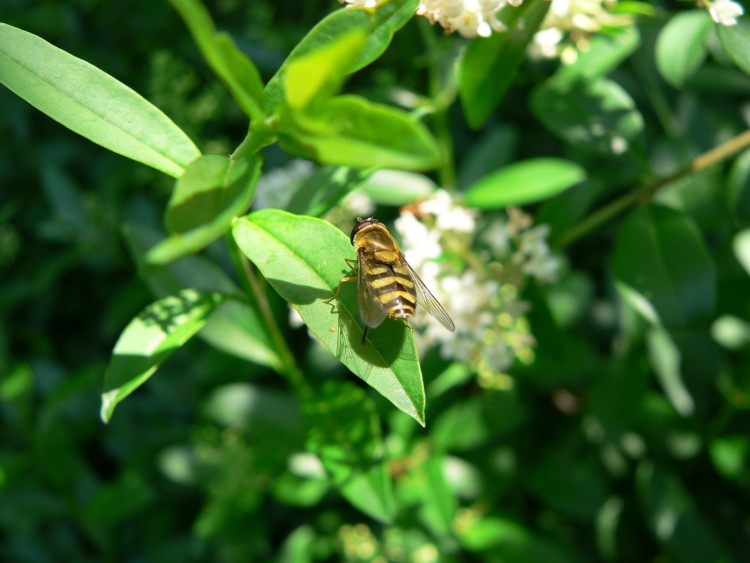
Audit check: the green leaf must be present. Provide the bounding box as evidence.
[612,204,716,329]
[531,76,643,155]
[170,0,266,122]
[123,223,282,370]
[0,23,200,178]
[727,149,750,221]
[718,16,750,76]
[465,158,586,208]
[733,228,750,277]
[459,0,550,128]
[555,26,640,84]
[287,166,373,217]
[232,209,427,425]
[100,289,222,422]
[266,0,419,107]
[146,155,261,265]
[305,381,395,522]
[636,462,730,562]
[279,95,443,171]
[284,28,367,109]
[655,11,713,87]
[646,327,694,417]
[419,456,458,536]
[360,170,437,206]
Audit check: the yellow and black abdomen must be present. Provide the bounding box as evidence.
[363,254,417,322]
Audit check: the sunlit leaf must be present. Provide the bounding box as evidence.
[279,95,443,171]
[718,15,750,76]
[0,23,200,177]
[170,0,266,122]
[146,155,261,264]
[232,209,427,425]
[465,158,586,208]
[123,223,282,370]
[266,0,418,107]
[101,289,223,422]
[655,11,712,87]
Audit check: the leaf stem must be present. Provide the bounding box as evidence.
[556,129,750,249]
[231,122,275,161]
[225,233,311,398]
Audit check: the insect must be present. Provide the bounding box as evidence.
[326,217,455,342]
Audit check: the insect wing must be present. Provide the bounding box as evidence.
[357,250,388,328]
[403,259,456,332]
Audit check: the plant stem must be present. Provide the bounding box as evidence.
[556,129,750,249]
[225,233,311,399]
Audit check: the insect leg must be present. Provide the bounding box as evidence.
[324,258,359,303]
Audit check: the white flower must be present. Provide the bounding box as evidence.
[418,189,477,233]
[709,0,744,26]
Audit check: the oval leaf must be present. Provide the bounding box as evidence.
[147,155,262,264]
[459,0,550,128]
[305,381,395,521]
[719,16,750,77]
[611,204,716,329]
[655,10,713,87]
[232,209,427,426]
[465,158,586,209]
[0,23,200,178]
[531,76,644,155]
[123,223,282,370]
[279,95,443,171]
[101,289,223,422]
[266,0,419,107]
[170,0,266,122]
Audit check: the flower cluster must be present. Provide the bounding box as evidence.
[530,0,635,62]
[394,190,561,381]
[707,0,744,26]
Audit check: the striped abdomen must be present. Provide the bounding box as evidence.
[364,258,417,322]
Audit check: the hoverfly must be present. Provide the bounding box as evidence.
[326,217,455,342]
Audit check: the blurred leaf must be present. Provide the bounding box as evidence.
[232,210,426,425]
[718,15,750,76]
[636,461,730,562]
[288,166,372,217]
[419,456,457,537]
[360,169,437,206]
[709,435,750,483]
[527,452,609,519]
[431,397,488,451]
[727,149,750,221]
[147,155,261,264]
[279,95,444,171]
[0,23,200,177]
[595,497,624,561]
[458,516,576,562]
[612,204,716,329]
[304,381,395,522]
[123,223,282,369]
[276,525,316,563]
[555,26,640,83]
[531,76,643,155]
[459,0,550,128]
[465,158,586,208]
[732,228,750,277]
[170,0,266,122]
[101,289,223,422]
[711,315,750,350]
[266,0,418,107]
[284,28,367,109]
[655,11,712,87]
[646,327,694,417]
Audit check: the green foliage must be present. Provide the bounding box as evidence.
[2,0,750,561]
